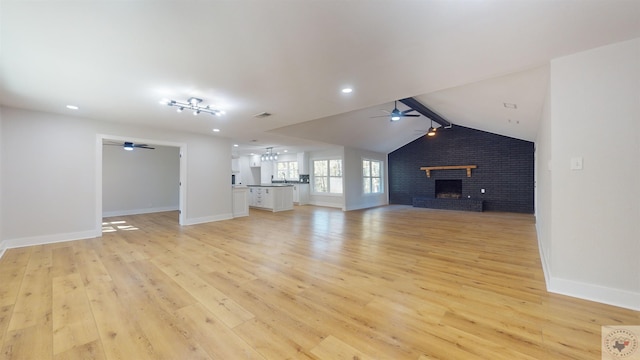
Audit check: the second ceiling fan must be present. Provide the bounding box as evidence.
[375,100,420,122]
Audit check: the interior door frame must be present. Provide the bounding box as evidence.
[96,134,187,234]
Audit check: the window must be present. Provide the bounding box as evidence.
[276,161,299,180]
[313,159,343,194]
[363,159,383,194]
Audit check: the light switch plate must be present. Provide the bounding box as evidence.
[570,157,583,170]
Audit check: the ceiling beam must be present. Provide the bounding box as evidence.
[399,97,452,128]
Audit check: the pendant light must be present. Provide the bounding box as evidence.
[427,120,437,137]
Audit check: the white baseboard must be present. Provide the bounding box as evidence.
[308,201,342,209]
[2,229,101,253]
[535,223,639,311]
[548,276,640,311]
[183,213,233,226]
[103,206,178,218]
[0,241,7,260]
[535,223,552,287]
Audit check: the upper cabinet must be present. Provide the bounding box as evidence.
[297,152,309,174]
[250,155,261,168]
[231,158,240,173]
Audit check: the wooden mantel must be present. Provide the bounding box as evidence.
[420,165,477,178]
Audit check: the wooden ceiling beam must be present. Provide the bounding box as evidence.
[399,97,452,128]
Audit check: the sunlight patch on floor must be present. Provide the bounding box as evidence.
[102,220,139,233]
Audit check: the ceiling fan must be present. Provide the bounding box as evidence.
[373,100,420,122]
[104,141,155,151]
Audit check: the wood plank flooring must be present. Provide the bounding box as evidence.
[0,205,638,359]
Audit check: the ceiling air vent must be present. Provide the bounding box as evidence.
[254,112,272,118]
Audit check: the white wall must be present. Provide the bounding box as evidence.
[0,109,4,258]
[343,147,388,211]
[102,144,180,217]
[0,107,233,250]
[237,155,260,186]
[543,38,640,310]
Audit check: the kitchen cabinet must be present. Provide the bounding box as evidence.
[250,155,261,167]
[232,187,249,217]
[247,185,293,212]
[297,184,309,205]
[291,184,309,205]
[292,185,299,203]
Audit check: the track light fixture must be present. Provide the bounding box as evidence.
[261,147,279,161]
[160,97,225,116]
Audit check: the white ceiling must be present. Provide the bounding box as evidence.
[1,1,639,156]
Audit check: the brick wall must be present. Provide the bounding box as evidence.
[388,125,534,213]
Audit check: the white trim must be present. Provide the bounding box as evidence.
[103,206,179,218]
[362,158,384,196]
[548,276,640,311]
[307,201,342,209]
[183,213,232,226]
[0,241,7,259]
[534,223,639,311]
[535,222,552,287]
[310,158,344,195]
[97,134,187,233]
[2,230,100,250]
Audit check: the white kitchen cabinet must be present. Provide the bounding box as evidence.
[248,185,293,212]
[297,184,309,205]
[272,186,293,211]
[292,185,299,203]
[250,155,261,167]
[261,188,273,209]
[232,187,249,217]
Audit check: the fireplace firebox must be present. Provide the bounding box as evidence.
[435,180,462,199]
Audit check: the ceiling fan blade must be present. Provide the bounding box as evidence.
[370,115,391,118]
[138,146,155,150]
[401,109,417,114]
[379,109,391,114]
[402,114,421,117]
[133,144,149,147]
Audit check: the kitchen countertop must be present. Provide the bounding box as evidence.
[247,184,294,187]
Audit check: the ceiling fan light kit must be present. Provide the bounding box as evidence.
[373,100,421,122]
[160,97,225,116]
[105,141,155,151]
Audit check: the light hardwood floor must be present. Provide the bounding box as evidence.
[0,205,638,359]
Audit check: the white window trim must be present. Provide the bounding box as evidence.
[276,160,299,180]
[363,158,384,195]
[311,157,343,195]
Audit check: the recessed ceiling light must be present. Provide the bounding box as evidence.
[66,105,79,110]
[341,88,353,94]
[233,144,239,147]
[213,128,220,132]
[503,102,517,109]
[283,149,288,153]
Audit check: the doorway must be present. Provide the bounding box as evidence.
[96,134,186,234]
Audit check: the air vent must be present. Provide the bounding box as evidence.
[254,112,272,118]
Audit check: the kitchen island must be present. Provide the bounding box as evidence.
[247,184,294,212]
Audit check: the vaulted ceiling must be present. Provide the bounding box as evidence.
[1,1,639,156]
